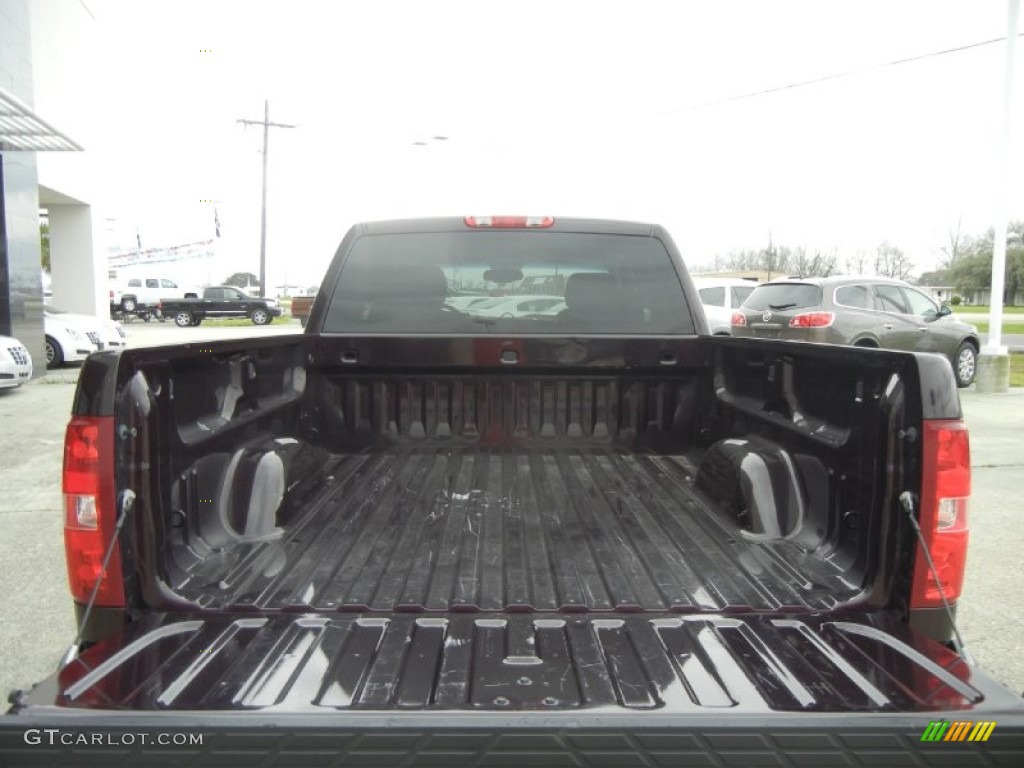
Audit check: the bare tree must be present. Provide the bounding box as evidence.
[874,242,914,280]
[695,248,765,274]
[817,250,839,277]
[790,247,838,277]
[699,242,836,277]
[938,215,964,270]
[844,249,870,275]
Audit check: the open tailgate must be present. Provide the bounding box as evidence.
[4,612,1024,766]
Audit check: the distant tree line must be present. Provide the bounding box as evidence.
[223,272,261,289]
[919,220,1024,305]
[697,220,1024,305]
[695,239,913,280]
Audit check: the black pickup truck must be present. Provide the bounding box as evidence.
[160,286,284,327]
[3,217,1023,766]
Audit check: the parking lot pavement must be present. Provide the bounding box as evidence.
[957,388,1024,695]
[0,379,77,705]
[1,367,1022,704]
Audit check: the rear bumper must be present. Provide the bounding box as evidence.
[0,359,32,387]
[64,347,96,363]
[3,713,1024,766]
[737,326,837,343]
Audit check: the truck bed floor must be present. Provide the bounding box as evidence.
[178,448,857,613]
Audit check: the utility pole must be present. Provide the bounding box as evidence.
[237,100,295,297]
[977,0,1019,392]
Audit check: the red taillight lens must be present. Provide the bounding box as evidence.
[730,312,747,327]
[63,416,124,607]
[788,312,835,328]
[910,419,970,609]
[464,216,554,228]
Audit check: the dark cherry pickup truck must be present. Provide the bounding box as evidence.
[3,217,1023,766]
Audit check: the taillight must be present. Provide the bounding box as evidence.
[63,416,124,607]
[730,312,747,327]
[464,216,554,228]
[910,419,970,609]
[788,312,835,328]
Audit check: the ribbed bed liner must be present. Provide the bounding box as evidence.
[177,448,857,613]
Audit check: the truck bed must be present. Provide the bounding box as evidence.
[10,606,1024,766]
[29,610,1000,712]
[173,446,855,614]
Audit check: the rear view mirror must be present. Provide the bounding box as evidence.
[937,305,952,318]
[483,268,523,285]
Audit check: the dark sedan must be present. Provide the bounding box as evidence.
[731,276,981,387]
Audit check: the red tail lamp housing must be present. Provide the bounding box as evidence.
[730,312,747,327]
[788,312,835,328]
[63,416,125,607]
[910,419,970,609]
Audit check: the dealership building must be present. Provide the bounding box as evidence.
[1,0,110,376]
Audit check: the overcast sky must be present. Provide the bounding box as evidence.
[35,0,1024,287]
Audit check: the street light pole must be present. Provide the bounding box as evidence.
[237,100,295,297]
[987,0,1019,354]
[259,103,269,297]
[977,0,1020,392]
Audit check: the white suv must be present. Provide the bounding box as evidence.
[111,277,198,312]
[692,277,759,335]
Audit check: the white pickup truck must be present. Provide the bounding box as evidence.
[109,276,199,313]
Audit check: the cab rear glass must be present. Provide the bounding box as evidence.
[321,231,695,334]
[743,283,822,311]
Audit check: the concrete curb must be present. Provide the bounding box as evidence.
[29,370,81,386]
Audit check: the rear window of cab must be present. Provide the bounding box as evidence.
[742,283,822,311]
[321,231,696,334]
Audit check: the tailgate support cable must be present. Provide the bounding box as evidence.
[58,489,136,670]
[900,491,971,662]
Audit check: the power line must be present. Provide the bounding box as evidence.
[77,0,96,21]
[656,34,1024,119]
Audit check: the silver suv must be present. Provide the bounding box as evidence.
[731,276,981,387]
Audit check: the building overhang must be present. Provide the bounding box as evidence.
[0,85,82,151]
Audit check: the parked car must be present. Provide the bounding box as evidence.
[731,275,981,386]
[44,308,127,368]
[443,294,492,312]
[464,294,566,318]
[43,313,100,368]
[691,277,758,335]
[0,335,32,388]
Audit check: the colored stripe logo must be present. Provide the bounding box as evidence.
[920,720,996,742]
